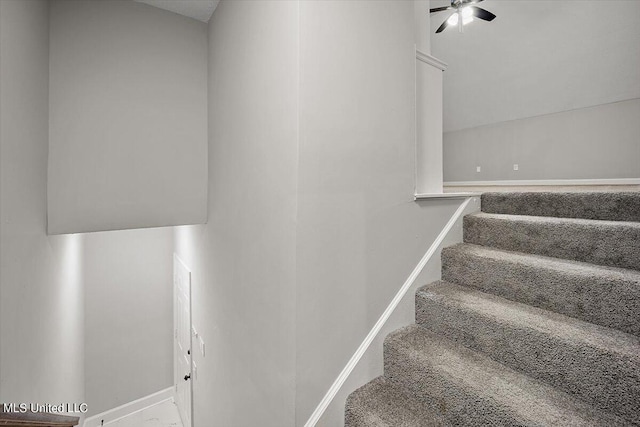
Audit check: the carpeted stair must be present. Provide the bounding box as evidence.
[345,192,640,426]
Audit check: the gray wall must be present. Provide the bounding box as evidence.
[444,99,640,182]
[83,227,174,416]
[315,197,480,426]
[48,0,208,234]
[173,1,299,425]
[174,1,462,426]
[431,0,640,182]
[296,1,460,424]
[0,0,84,412]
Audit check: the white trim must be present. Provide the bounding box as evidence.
[415,192,479,199]
[83,388,173,427]
[416,49,447,71]
[303,197,473,427]
[444,178,640,187]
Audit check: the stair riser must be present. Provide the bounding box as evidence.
[463,215,640,270]
[415,293,640,424]
[481,192,640,222]
[441,246,640,336]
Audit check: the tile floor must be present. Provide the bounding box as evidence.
[104,399,183,427]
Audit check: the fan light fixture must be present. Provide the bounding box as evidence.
[461,6,474,23]
[447,7,474,27]
[431,0,496,34]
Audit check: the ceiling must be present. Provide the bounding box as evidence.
[134,0,219,23]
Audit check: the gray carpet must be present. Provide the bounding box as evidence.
[441,243,640,336]
[345,377,448,427]
[481,191,640,222]
[346,192,640,426]
[463,212,640,270]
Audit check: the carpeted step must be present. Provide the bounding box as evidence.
[415,281,640,424]
[481,191,640,222]
[345,377,449,427]
[463,212,640,270]
[383,325,626,426]
[441,243,640,336]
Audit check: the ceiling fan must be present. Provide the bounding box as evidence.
[430,0,496,33]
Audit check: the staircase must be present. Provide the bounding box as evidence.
[345,192,640,426]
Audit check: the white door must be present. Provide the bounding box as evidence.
[174,254,193,427]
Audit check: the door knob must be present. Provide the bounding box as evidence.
[184,374,191,381]
[187,349,190,355]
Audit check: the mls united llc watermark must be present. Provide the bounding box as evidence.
[3,402,88,414]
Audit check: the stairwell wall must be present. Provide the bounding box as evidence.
[295,1,461,425]
[172,1,300,425]
[0,0,85,415]
[48,0,208,234]
[83,227,174,417]
[174,1,463,426]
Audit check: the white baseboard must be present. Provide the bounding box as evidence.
[83,387,173,427]
[303,197,476,426]
[444,178,640,187]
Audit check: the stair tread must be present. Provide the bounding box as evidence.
[385,325,627,426]
[417,281,640,357]
[469,211,640,228]
[345,377,449,427]
[446,242,640,279]
[481,191,640,222]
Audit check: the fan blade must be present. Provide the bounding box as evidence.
[430,6,453,13]
[435,18,450,33]
[471,6,496,21]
